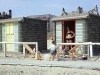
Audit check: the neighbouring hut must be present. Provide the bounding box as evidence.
[0,17,47,52]
[52,5,100,56]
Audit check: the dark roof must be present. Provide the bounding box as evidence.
[27,14,56,21]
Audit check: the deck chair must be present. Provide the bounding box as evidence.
[68,45,82,58]
[23,44,42,60]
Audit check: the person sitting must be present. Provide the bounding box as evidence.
[63,45,70,58]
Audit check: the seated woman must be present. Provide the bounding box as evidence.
[63,45,70,57]
[66,27,75,49]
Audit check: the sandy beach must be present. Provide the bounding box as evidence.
[0,52,100,75]
[0,65,100,75]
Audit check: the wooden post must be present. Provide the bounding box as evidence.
[35,42,38,59]
[4,43,6,58]
[23,45,25,54]
[89,42,93,57]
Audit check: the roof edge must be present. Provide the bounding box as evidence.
[51,14,89,21]
[0,17,24,23]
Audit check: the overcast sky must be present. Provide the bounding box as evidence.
[0,0,100,18]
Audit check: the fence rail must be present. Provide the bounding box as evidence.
[0,42,38,58]
[57,42,100,59]
[0,42,100,60]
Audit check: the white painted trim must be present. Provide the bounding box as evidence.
[56,42,99,58]
[0,42,38,58]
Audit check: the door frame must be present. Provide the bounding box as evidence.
[62,20,76,47]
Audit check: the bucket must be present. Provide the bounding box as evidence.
[43,54,50,60]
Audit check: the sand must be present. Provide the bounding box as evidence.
[0,65,100,75]
[0,52,100,75]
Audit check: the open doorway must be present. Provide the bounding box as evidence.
[62,20,75,44]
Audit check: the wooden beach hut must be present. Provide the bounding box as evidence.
[52,6,100,55]
[0,17,47,52]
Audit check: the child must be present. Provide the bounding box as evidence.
[49,41,57,61]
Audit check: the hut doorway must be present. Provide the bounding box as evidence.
[62,20,75,43]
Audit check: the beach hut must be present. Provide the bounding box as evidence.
[52,6,100,55]
[0,17,47,52]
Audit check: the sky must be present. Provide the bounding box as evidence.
[0,0,100,18]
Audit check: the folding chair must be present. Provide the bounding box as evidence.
[68,45,83,58]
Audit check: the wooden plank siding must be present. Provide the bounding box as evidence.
[56,21,62,44]
[2,24,6,51]
[75,20,85,42]
[14,22,19,52]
